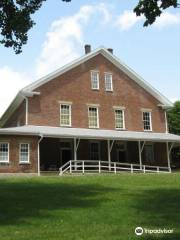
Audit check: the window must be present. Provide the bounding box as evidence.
[105,73,113,91]
[88,107,99,128]
[60,104,71,127]
[90,142,100,160]
[115,109,125,129]
[0,143,9,163]
[143,111,152,131]
[19,143,29,163]
[91,71,99,90]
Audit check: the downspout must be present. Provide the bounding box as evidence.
[20,93,28,125]
[25,96,28,125]
[164,110,169,134]
[37,135,43,176]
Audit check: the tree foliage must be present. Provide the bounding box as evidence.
[168,101,180,135]
[134,0,180,26]
[0,0,70,54]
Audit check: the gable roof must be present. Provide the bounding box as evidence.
[0,46,172,127]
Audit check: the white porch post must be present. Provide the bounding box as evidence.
[74,138,80,171]
[74,138,77,161]
[108,140,111,170]
[74,138,77,171]
[107,140,114,171]
[37,135,43,176]
[138,141,143,170]
[166,142,174,172]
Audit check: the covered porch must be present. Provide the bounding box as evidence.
[0,125,179,175]
[39,137,174,175]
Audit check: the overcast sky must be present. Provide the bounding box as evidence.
[0,0,179,117]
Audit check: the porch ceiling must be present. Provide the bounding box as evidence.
[0,125,180,142]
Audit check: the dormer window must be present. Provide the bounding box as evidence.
[91,71,99,90]
[105,73,113,91]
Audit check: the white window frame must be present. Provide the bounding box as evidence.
[114,107,125,130]
[105,72,113,91]
[0,142,9,163]
[88,106,99,129]
[19,143,30,163]
[142,111,152,131]
[90,141,100,160]
[91,71,99,90]
[60,103,72,127]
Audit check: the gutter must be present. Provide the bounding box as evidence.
[20,90,40,126]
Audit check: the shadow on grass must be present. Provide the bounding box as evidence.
[131,188,180,239]
[0,178,115,225]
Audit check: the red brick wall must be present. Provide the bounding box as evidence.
[4,101,26,128]
[27,54,166,132]
[0,135,38,173]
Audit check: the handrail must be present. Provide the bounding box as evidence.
[59,160,171,175]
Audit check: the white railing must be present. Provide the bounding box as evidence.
[59,160,171,175]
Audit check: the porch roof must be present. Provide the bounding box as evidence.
[0,125,180,142]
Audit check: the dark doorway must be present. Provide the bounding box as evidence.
[61,149,72,166]
[117,150,126,162]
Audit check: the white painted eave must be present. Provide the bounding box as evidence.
[0,46,173,127]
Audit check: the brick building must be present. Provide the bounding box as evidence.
[0,45,180,175]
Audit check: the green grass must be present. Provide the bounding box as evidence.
[0,174,180,240]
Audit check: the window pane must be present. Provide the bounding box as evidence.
[0,143,9,162]
[90,143,100,160]
[143,112,151,130]
[105,74,113,91]
[20,144,29,162]
[115,109,124,129]
[91,72,99,89]
[88,107,98,128]
[60,105,71,126]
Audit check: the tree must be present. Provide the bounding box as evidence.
[0,0,70,54]
[0,0,179,54]
[168,101,180,135]
[134,0,180,26]
[168,101,180,167]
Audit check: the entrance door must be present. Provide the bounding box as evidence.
[117,150,126,162]
[61,149,72,166]
[116,142,127,162]
[144,145,154,164]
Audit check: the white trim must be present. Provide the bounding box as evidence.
[19,143,30,163]
[22,47,172,107]
[142,111,152,132]
[59,101,72,105]
[105,73,113,92]
[0,142,9,163]
[141,108,152,112]
[113,106,125,110]
[0,47,172,127]
[38,135,43,176]
[25,97,28,125]
[88,106,99,129]
[114,108,126,130]
[165,110,169,133]
[86,103,100,107]
[60,103,72,127]
[90,70,99,90]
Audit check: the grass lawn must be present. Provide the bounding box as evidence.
[0,174,180,240]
